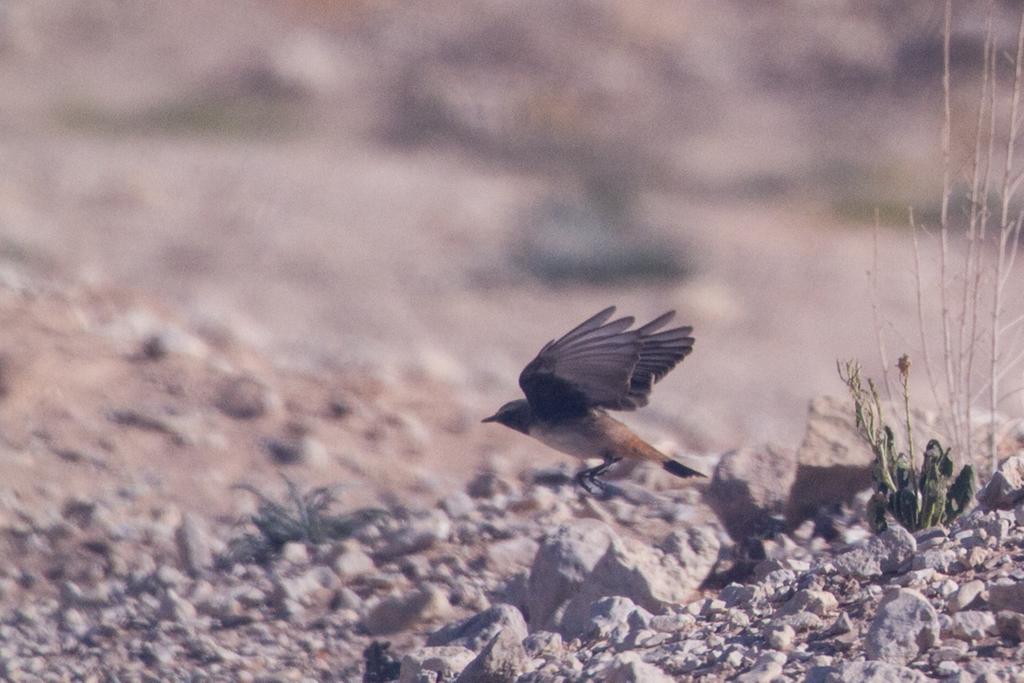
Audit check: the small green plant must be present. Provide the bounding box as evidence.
[838,356,974,533]
[223,476,387,565]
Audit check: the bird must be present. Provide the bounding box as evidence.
[482,306,704,494]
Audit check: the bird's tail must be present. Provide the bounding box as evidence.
[663,459,706,479]
[623,430,708,478]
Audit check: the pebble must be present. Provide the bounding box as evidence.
[947,579,985,613]
[363,585,452,636]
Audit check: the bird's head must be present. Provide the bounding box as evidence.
[481,399,532,434]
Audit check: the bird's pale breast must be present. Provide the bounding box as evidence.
[528,412,655,462]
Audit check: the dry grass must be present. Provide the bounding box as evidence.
[872,1,1024,475]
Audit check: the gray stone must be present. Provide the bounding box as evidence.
[175,513,213,576]
[427,604,528,651]
[989,580,1024,613]
[215,376,272,419]
[834,526,916,578]
[272,566,336,610]
[525,520,617,633]
[911,548,957,573]
[264,434,327,467]
[364,585,452,635]
[486,537,540,570]
[159,589,197,624]
[977,454,1024,510]
[454,629,529,683]
[960,660,1024,681]
[556,530,717,639]
[281,541,309,564]
[60,607,90,639]
[720,583,762,608]
[399,646,475,683]
[60,580,114,608]
[522,630,563,657]
[659,526,721,587]
[947,579,985,613]
[705,444,795,541]
[765,623,795,651]
[996,610,1024,642]
[601,653,673,683]
[736,652,787,683]
[441,491,476,518]
[375,510,451,561]
[773,610,824,633]
[865,588,939,665]
[333,544,375,579]
[583,596,652,641]
[823,660,930,682]
[467,471,515,499]
[777,589,837,618]
[786,395,874,525]
[950,610,995,641]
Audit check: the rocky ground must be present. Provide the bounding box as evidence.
[4,432,1024,682]
[2,272,1024,682]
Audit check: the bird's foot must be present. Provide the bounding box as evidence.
[576,470,607,495]
[575,458,621,497]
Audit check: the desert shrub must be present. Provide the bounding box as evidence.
[222,476,386,566]
[839,357,974,532]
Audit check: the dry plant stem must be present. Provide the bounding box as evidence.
[959,8,997,470]
[898,4,1024,475]
[911,209,956,447]
[871,213,894,402]
[941,0,952,234]
[900,361,915,475]
[990,9,1024,471]
[939,0,960,462]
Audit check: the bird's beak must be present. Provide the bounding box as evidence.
[481,413,499,423]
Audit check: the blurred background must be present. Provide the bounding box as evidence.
[1,1,1022,506]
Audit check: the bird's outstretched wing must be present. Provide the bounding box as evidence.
[519,306,694,420]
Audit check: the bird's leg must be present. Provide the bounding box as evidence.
[576,456,622,495]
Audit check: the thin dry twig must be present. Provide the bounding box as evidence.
[893,2,1024,475]
[871,212,895,402]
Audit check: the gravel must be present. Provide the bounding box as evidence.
[4,451,1024,681]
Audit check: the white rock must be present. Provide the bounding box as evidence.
[486,537,540,569]
[399,646,475,683]
[557,530,716,639]
[427,604,528,651]
[281,541,309,565]
[175,513,213,576]
[737,651,787,683]
[333,544,375,579]
[834,526,917,578]
[977,454,1024,510]
[947,579,985,613]
[786,395,873,525]
[375,510,451,561]
[765,623,795,651]
[526,520,617,633]
[706,443,795,540]
[602,652,674,683]
[777,589,838,618]
[453,628,529,683]
[865,588,939,665]
[950,610,996,641]
[823,660,931,682]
